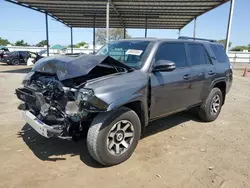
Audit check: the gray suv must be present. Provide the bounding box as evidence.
[16,37,233,166]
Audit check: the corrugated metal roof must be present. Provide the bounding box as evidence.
[7,0,229,29]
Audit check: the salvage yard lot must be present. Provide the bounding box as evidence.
[0,62,249,188]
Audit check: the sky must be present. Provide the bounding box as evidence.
[0,0,249,48]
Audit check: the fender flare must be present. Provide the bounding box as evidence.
[107,93,143,111]
[107,94,149,129]
[209,78,227,92]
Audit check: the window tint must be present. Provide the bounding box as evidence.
[210,44,229,63]
[155,43,187,68]
[188,44,207,66]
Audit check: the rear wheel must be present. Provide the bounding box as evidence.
[198,87,223,122]
[10,58,20,65]
[87,107,141,166]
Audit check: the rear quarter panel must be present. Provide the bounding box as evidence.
[205,43,233,93]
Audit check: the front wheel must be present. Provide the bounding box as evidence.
[198,88,223,122]
[87,107,141,166]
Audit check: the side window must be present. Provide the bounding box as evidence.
[155,43,187,68]
[188,44,207,66]
[210,44,229,63]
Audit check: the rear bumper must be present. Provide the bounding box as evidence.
[22,111,63,138]
[226,72,233,94]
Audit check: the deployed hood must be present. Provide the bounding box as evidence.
[32,54,132,81]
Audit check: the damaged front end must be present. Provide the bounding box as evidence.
[16,55,131,139]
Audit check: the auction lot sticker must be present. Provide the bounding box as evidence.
[126,49,143,56]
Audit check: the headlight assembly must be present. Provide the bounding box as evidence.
[77,88,94,101]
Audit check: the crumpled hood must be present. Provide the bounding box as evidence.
[32,54,132,81]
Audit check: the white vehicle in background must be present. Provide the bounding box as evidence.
[38,49,48,57]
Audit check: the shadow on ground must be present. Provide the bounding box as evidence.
[17,111,201,168]
[0,67,31,74]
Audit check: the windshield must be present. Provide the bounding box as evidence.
[96,40,151,69]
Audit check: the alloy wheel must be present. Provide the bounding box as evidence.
[210,94,221,116]
[107,120,134,156]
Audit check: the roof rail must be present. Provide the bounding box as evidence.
[178,36,216,43]
[131,37,157,39]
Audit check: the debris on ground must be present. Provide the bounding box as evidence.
[156,174,162,178]
[199,148,206,152]
[209,166,215,170]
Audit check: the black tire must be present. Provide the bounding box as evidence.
[198,87,223,122]
[87,107,141,166]
[10,58,20,65]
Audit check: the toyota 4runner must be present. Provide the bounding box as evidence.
[16,37,233,166]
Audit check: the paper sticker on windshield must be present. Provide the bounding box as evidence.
[126,49,143,56]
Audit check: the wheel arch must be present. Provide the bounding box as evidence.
[211,80,226,105]
[123,101,147,134]
[107,96,148,134]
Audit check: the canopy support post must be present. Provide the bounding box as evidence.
[145,17,148,38]
[193,17,197,38]
[93,16,96,53]
[70,27,73,54]
[178,29,181,37]
[225,0,235,52]
[106,0,110,44]
[45,12,49,57]
[124,27,126,39]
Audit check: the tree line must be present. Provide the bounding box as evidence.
[0,29,249,51]
[0,28,131,48]
[217,39,250,51]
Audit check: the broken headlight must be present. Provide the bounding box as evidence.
[77,88,94,101]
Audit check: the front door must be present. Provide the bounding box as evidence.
[150,42,193,119]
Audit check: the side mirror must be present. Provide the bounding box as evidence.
[153,60,176,72]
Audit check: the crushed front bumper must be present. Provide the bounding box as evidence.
[22,111,63,138]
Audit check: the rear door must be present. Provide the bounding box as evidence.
[150,42,193,119]
[187,43,216,104]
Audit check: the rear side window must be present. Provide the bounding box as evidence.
[210,44,229,63]
[155,43,187,68]
[188,44,207,66]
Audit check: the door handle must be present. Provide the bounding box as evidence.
[208,70,216,75]
[183,74,191,80]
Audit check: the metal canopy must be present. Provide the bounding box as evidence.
[7,0,229,29]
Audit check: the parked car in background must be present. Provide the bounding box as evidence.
[2,51,43,65]
[0,47,10,60]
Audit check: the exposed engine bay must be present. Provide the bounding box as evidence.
[16,55,131,139]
